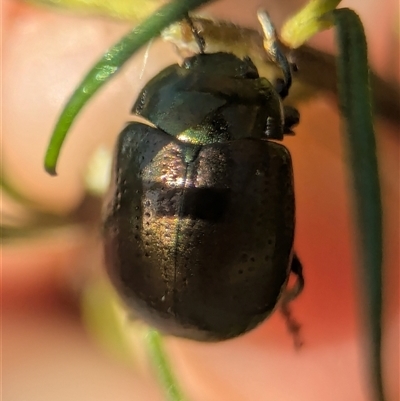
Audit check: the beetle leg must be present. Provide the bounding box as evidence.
[280,253,304,348]
[287,253,304,300]
[185,14,206,53]
[283,105,300,135]
[257,10,292,99]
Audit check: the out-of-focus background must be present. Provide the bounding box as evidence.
[2,1,399,400]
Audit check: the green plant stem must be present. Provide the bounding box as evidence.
[332,8,384,401]
[44,0,214,175]
[145,329,187,401]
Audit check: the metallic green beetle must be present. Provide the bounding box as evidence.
[103,45,304,341]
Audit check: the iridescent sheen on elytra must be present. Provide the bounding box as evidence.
[103,53,295,341]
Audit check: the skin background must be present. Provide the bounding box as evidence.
[2,0,399,400]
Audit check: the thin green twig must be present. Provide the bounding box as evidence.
[331,8,384,401]
[145,329,187,401]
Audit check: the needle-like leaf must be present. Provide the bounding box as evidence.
[330,8,385,401]
[145,329,187,401]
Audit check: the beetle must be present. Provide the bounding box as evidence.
[102,14,304,342]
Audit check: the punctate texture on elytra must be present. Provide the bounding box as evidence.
[103,52,297,341]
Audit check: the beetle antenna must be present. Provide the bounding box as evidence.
[257,10,292,99]
[185,14,206,54]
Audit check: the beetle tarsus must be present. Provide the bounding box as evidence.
[280,254,304,348]
[281,302,303,349]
